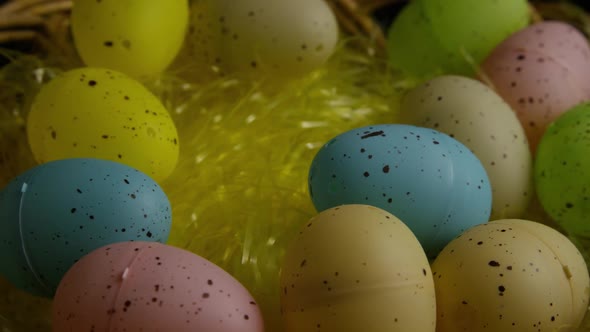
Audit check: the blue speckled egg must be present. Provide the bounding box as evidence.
[0,158,171,297]
[308,124,492,258]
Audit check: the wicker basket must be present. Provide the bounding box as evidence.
[2,0,590,331]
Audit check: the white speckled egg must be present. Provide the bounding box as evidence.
[402,75,532,220]
[188,0,339,78]
[432,219,590,332]
[280,204,436,332]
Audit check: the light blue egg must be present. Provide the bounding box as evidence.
[308,124,492,258]
[0,158,171,297]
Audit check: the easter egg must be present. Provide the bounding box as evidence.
[280,204,436,332]
[27,67,179,182]
[535,103,590,237]
[188,0,339,78]
[388,0,528,77]
[386,1,459,77]
[53,241,264,332]
[482,21,590,152]
[71,0,189,78]
[0,158,171,297]
[421,0,529,64]
[308,124,492,258]
[432,219,590,332]
[402,75,532,220]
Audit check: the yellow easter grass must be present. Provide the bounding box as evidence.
[0,38,405,331]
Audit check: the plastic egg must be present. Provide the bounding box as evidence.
[387,0,528,77]
[386,1,458,77]
[280,204,436,332]
[27,67,179,182]
[535,103,590,237]
[482,21,590,152]
[421,0,529,64]
[53,241,264,332]
[432,219,590,332]
[71,0,189,78]
[189,0,339,78]
[308,124,492,258]
[0,158,171,297]
[402,75,532,220]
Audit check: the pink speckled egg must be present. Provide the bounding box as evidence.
[482,21,590,152]
[52,241,264,332]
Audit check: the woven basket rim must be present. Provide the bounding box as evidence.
[2,0,589,57]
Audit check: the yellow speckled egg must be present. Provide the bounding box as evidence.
[432,219,590,332]
[402,75,532,220]
[27,68,179,182]
[280,204,436,332]
[189,0,339,78]
[71,0,189,78]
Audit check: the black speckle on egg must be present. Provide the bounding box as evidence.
[360,130,385,139]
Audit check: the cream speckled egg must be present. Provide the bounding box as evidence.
[280,204,436,332]
[188,0,338,78]
[402,75,532,220]
[432,219,590,332]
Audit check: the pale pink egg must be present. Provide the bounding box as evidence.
[52,241,264,332]
[482,21,590,152]
[490,21,590,95]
